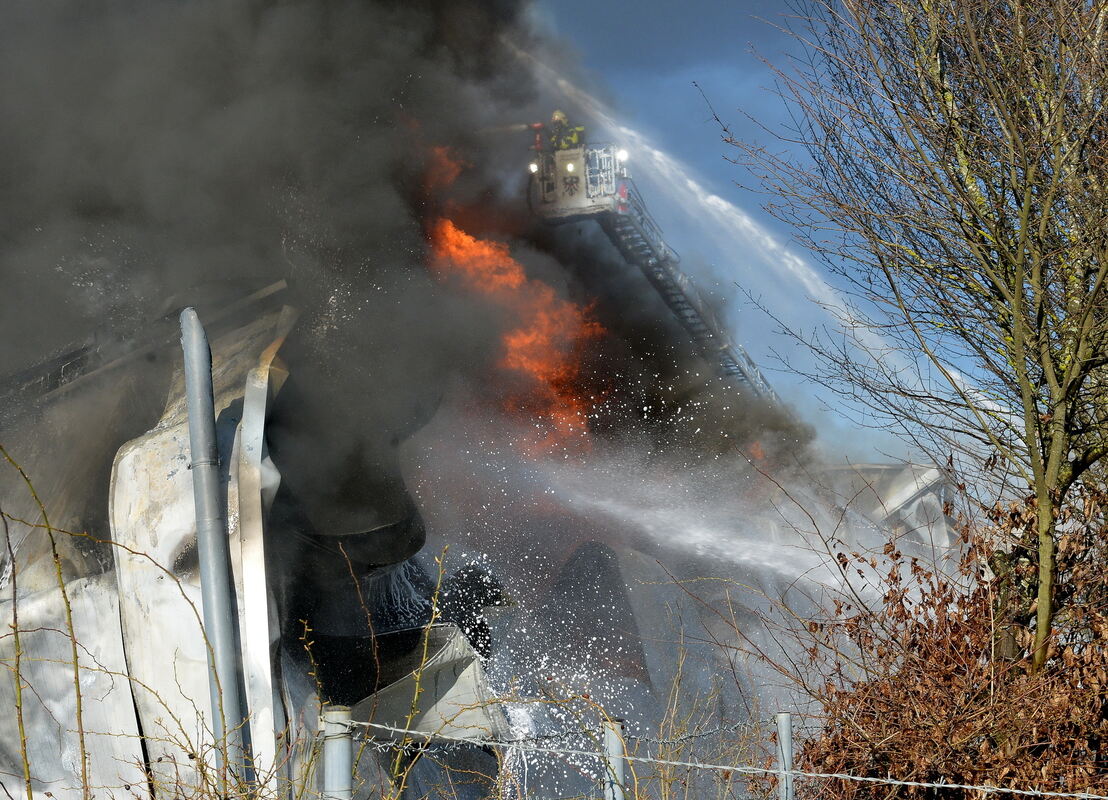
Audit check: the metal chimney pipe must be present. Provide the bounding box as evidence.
[180,307,246,780]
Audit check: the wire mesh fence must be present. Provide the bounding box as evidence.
[336,714,1108,800]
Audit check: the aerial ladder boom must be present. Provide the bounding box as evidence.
[528,141,779,405]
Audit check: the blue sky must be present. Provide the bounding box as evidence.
[528,2,914,462]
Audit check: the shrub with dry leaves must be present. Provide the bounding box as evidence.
[793,487,1108,799]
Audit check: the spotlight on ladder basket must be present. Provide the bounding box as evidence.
[528,162,539,174]
[566,162,575,172]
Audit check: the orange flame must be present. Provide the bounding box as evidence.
[428,219,524,293]
[429,217,604,450]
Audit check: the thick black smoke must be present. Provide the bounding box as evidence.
[0,0,540,374]
[0,0,564,514]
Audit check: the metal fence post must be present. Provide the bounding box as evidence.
[602,718,626,800]
[322,705,353,800]
[776,711,794,800]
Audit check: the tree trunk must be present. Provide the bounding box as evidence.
[1032,499,1056,671]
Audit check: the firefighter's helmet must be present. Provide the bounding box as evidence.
[551,109,568,125]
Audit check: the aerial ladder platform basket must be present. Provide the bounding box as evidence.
[528,141,780,405]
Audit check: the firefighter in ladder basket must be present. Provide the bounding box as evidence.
[548,109,585,151]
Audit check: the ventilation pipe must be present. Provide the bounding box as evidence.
[180,307,248,782]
